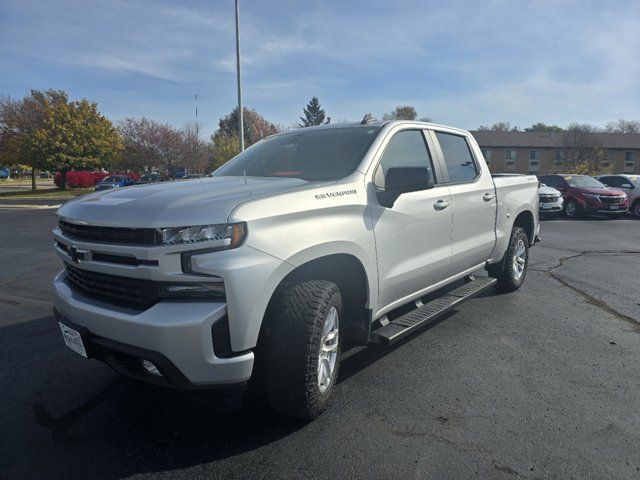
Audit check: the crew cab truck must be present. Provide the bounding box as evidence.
[53,119,539,419]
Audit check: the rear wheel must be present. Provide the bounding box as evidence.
[564,200,579,218]
[632,200,640,219]
[489,226,529,292]
[262,280,342,420]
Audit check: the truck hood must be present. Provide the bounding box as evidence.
[58,176,309,227]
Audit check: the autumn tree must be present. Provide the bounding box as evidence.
[211,135,240,171]
[211,107,279,167]
[0,90,122,189]
[181,122,213,173]
[215,107,279,147]
[0,90,69,189]
[383,105,417,121]
[559,123,610,175]
[299,96,328,127]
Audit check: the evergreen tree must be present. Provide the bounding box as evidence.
[299,96,327,127]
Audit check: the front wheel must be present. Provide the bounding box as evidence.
[262,280,342,420]
[489,226,529,292]
[564,200,579,218]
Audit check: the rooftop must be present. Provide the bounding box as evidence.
[470,131,640,149]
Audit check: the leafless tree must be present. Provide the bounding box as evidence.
[477,122,520,132]
[604,119,640,134]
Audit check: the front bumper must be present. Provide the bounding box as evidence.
[53,270,254,388]
[539,200,563,213]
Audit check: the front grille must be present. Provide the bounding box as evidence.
[599,196,625,205]
[65,264,161,308]
[58,220,158,245]
[539,194,558,202]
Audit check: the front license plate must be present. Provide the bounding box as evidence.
[541,204,553,209]
[609,205,620,210]
[59,322,88,358]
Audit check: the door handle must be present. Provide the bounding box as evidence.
[483,193,495,201]
[433,199,450,210]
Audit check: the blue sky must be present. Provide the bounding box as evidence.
[1,0,639,136]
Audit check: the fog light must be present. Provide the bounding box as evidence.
[142,359,161,376]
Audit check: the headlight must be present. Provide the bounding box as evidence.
[157,222,246,248]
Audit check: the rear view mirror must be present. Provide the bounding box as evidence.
[377,167,434,208]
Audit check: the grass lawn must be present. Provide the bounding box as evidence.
[0,187,94,199]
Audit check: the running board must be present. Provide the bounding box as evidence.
[370,276,497,345]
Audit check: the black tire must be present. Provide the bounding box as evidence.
[564,200,579,219]
[631,200,640,219]
[262,280,342,420]
[489,226,529,292]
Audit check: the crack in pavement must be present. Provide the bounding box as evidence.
[530,250,640,332]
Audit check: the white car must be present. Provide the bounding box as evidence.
[538,183,564,214]
[53,118,539,419]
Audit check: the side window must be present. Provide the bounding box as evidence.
[600,176,615,187]
[435,132,478,184]
[374,130,435,188]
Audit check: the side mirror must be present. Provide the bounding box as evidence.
[377,167,434,208]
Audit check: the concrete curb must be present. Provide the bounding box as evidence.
[0,204,61,209]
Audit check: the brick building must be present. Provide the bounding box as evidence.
[471,131,640,175]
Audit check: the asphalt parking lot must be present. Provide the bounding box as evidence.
[1,208,639,479]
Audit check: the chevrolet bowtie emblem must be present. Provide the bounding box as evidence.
[69,245,92,263]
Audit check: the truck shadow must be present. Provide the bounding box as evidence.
[5,312,453,479]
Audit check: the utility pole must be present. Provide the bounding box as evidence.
[194,94,199,175]
[235,0,245,151]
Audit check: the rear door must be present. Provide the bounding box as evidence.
[371,129,452,312]
[430,130,496,274]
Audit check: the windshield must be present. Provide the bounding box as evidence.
[214,126,381,181]
[563,176,605,189]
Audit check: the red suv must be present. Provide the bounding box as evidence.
[537,174,629,218]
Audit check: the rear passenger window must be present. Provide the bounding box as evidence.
[374,130,435,188]
[435,132,478,183]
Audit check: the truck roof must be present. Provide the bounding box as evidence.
[270,119,470,137]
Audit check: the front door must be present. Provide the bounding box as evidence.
[371,129,453,313]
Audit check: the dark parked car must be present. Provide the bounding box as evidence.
[0,167,9,179]
[596,174,640,218]
[537,174,629,218]
[135,173,165,185]
[95,175,135,191]
[181,173,204,179]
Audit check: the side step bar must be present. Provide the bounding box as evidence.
[370,276,497,345]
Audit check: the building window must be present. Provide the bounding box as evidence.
[529,150,540,161]
[554,150,565,166]
[482,149,492,164]
[504,149,517,160]
[529,161,539,166]
[624,151,636,173]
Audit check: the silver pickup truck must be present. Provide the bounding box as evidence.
[53,119,539,419]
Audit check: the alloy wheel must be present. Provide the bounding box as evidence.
[318,306,339,394]
[512,238,527,281]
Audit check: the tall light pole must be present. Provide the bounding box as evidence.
[235,0,245,151]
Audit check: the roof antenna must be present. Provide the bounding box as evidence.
[361,113,376,125]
